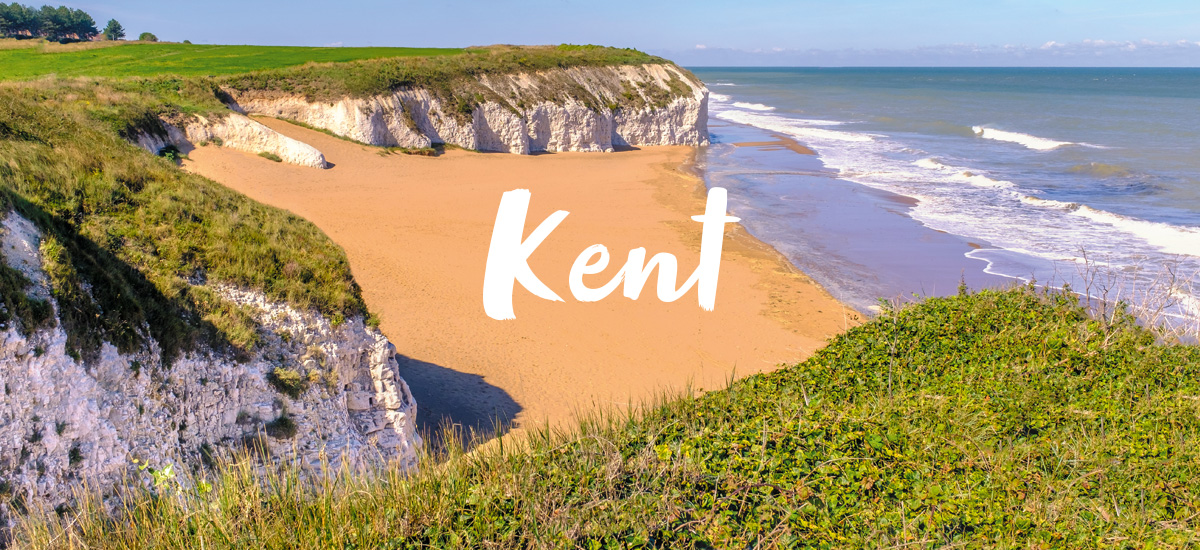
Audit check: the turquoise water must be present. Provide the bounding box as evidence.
[691,67,1200,320]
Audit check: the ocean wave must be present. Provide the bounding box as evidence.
[972,126,1073,150]
[715,110,873,142]
[914,158,950,171]
[732,101,775,111]
[709,93,733,102]
[1068,162,1132,178]
[913,158,1013,188]
[1019,195,1080,210]
[708,82,738,86]
[953,171,1015,189]
[1015,195,1200,256]
[1072,206,1200,257]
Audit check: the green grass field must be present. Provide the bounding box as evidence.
[0,42,464,79]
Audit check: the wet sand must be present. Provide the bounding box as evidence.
[733,133,817,156]
[182,119,851,439]
[706,119,1010,315]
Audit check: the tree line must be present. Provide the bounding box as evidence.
[0,3,98,42]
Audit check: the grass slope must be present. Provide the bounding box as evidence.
[18,286,1200,548]
[0,83,364,364]
[0,42,464,79]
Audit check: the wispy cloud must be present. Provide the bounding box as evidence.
[657,39,1200,67]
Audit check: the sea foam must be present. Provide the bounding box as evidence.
[972,126,1072,150]
[715,110,872,142]
[732,101,775,111]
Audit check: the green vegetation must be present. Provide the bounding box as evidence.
[215,44,673,106]
[0,253,53,336]
[0,42,465,80]
[0,4,97,42]
[136,32,157,43]
[16,286,1200,548]
[0,84,364,363]
[264,413,297,440]
[101,19,123,41]
[256,151,282,163]
[266,367,307,399]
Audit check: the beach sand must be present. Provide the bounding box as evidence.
[182,118,852,439]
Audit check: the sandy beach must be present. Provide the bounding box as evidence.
[182,119,851,438]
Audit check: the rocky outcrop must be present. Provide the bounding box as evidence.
[132,112,329,169]
[0,211,418,524]
[224,63,709,154]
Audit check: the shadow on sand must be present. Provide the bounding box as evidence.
[394,353,521,451]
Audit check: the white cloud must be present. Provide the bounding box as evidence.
[324,41,344,47]
[694,44,707,50]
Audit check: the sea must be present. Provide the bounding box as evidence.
[690,67,1200,326]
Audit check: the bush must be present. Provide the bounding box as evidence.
[264,413,297,439]
[257,151,283,163]
[267,367,307,399]
[157,144,182,162]
[138,32,157,42]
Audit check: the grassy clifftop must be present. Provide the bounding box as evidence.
[214,44,676,101]
[0,40,464,79]
[18,286,1200,548]
[0,84,365,363]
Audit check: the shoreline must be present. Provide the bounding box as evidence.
[702,118,1011,314]
[182,119,852,437]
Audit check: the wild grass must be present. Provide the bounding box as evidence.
[0,42,464,80]
[214,44,685,121]
[0,82,364,364]
[0,251,53,336]
[15,285,1200,548]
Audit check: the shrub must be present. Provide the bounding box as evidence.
[137,32,157,42]
[267,367,307,399]
[67,446,82,467]
[264,413,297,440]
[257,151,282,163]
[157,144,182,162]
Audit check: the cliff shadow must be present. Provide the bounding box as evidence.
[394,352,520,451]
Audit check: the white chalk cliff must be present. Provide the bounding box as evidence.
[131,63,708,165]
[0,211,419,524]
[134,112,328,168]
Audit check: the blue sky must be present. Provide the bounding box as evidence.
[75,0,1200,66]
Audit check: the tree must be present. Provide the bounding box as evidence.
[38,5,64,41]
[6,3,39,37]
[0,3,95,41]
[137,31,156,42]
[102,18,123,40]
[67,8,96,41]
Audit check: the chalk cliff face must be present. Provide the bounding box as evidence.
[227,63,708,155]
[132,62,708,164]
[134,112,328,168]
[0,212,419,523]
